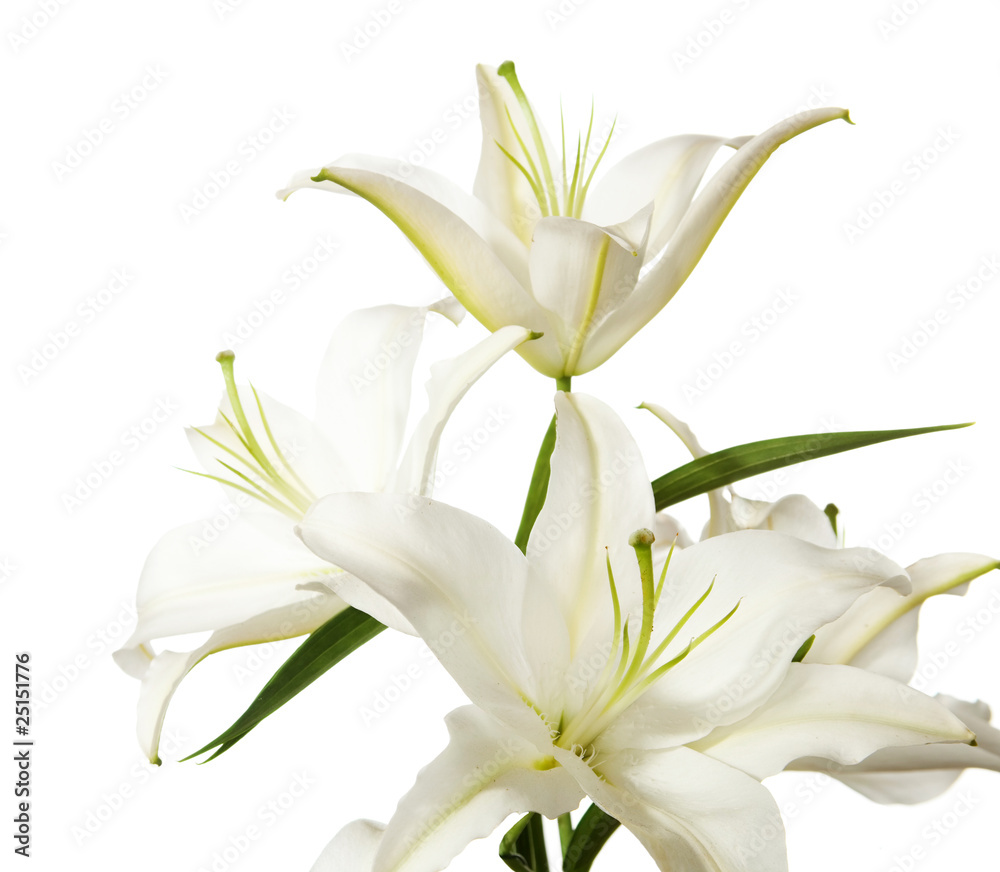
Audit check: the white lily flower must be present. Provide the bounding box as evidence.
[298,393,972,872]
[279,63,851,379]
[643,402,1000,802]
[114,301,535,763]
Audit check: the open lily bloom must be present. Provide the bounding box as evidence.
[279,63,851,379]
[298,393,973,872]
[114,301,535,763]
[643,401,1000,802]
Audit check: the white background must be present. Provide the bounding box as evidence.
[3,0,1000,870]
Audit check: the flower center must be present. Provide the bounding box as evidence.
[495,61,615,220]
[554,529,740,753]
[185,351,316,519]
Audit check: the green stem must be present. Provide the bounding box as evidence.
[558,813,574,856]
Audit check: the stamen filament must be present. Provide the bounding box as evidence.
[495,140,549,217]
[579,115,616,216]
[179,468,300,519]
[565,136,583,217]
[250,384,316,503]
[498,61,559,216]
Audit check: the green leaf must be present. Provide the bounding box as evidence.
[563,804,620,872]
[652,423,972,511]
[500,812,550,872]
[184,607,386,762]
[514,413,558,554]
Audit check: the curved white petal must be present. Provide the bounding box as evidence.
[581,108,851,373]
[640,402,730,532]
[691,664,973,780]
[280,157,568,375]
[280,154,530,287]
[393,325,536,496]
[528,217,647,376]
[725,494,837,548]
[313,304,443,493]
[365,706,581,872]
[128,593,346,763]
[808,553,999,681]
[554,744,788,872]
[297,493,567,741]
[583,134,749,256]
[602,532,909,748]
[118,514,344,653]
[527,393,654,702]
[312,820,385,872]
[788,694,1000,804]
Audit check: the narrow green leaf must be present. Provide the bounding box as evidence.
[183,607,386,762]
[514,413,558,554]
[563,804,620,872]
[500,812,550,872]
[652,423,972,511]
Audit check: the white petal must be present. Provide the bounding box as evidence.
[393,325,536,496]
[311,820,385,872]
[527,217,647,376]
[602,532,909,748]
[691,664,973,780]
[368,706,581,872]
[118,513,344,650]
[527,393,654,702]
[127,594,346,763]
[297,493,566,740]
[581,108,851,373]
[313,304,441,493]
[788,694,1000,804]
[808,553,999,680]
[554,744,788,872]
[583,134,749,255]
[280,155,569,374]
[726,494,838,548]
